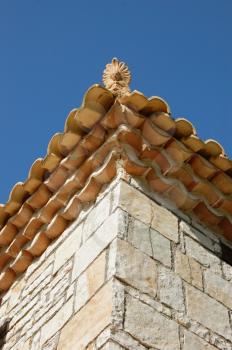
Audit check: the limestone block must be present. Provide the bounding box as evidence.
[185,236,221,274]
[189,257,202,290]
[124,295,180,350]
[150,228,171,267]
[222,261,232,281]
[151,202,179,242]
[100,341,126,350]
[180,221,215,251]
[183,331,217,350]
[72,210,122,282]
[116,181,153,225]
[186,285,232,340]
[58,281,112,350]
[6,277,25,312]
[74,250,106,312]
[204,269,232,309]
[42,333,60,350]
[127,218,152,256]
[53,223,82,273]
[114,239,157,297]
[159,265,185,311]
[40,296,73,345]
[111,330,149,350]
[175,250,191,283]
[82,192,111,242]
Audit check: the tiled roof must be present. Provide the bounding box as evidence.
[0,81,231,293]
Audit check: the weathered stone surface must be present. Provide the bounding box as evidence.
[100,341,126,350]
[204,269,232,309]
[189,256,203,290]
[159,266,184,311]
[74,250,106,312]
[180,221,215,251]
[185,236,221,274]
[82,192,111,241]
[117,181,152,225]
[222,261,232,281]
[183,331,217,350]
[128,219,152,256]
[124,295,180,350]
[111,330,149,350]
[53,223,82,273]
[6,277,25,312]
[151,228,171,267]
[186,285,232,340]
[175,250,191,283]
[72,210,122,281]
[58,281,112,350]
[114,239,157,297]
[40,296,73,345]
[151,202,179,243]
[43,333,60,350]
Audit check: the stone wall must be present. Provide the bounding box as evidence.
[0,177,232,349]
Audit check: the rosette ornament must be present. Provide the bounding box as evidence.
[102,57,131,97]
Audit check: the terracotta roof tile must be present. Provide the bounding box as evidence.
[0,79,231,293]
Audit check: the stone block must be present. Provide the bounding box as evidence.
[185,236,221,274]
[53,223,82,273]
[116,181,153,225]
[100,341,126,350]
[40,296,73,345]
[82,192,111,241]
[204,269,232,309]
[186,284,232,340]
[180,221,215,251]
[111,330,149,350]
[150,228,171,267]
[127,218,152,256]
[114,239,157,297]
[151,202,179,242]
[72,209,122,282]
[124,295,180,350]
[159,265,185,311]
[183,331,217,350]
[222,261,232,281]
[175,250,191,283]
[189,257,202,290]
[74,250,106,312]
[58,281,112,350]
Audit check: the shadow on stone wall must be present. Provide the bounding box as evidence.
[0,319,10,350]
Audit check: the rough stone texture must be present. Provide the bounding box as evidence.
[186,284,232,340]
[150,228,172,267]
[40,296,73,346]
[100,341,125,350]
[151,202,179,243]
[58,281,112,350]
[185,236,221,274]
[124,295,180,350]
[127,218,152,256]
[175,250,191,283]
[117,181,152,225]
[53,223,82,273]
[204,269,232,309]
[74,249,106,312]
[114,239,157,297]
[159,265,185,311]
[72,209,120,281]
[183,331,217,350]
[1,178,232,350]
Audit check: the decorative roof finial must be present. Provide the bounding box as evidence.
[102,58,131,97]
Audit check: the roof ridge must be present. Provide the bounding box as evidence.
[0,83,231,294]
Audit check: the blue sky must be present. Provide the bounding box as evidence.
[0,0,231,203]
